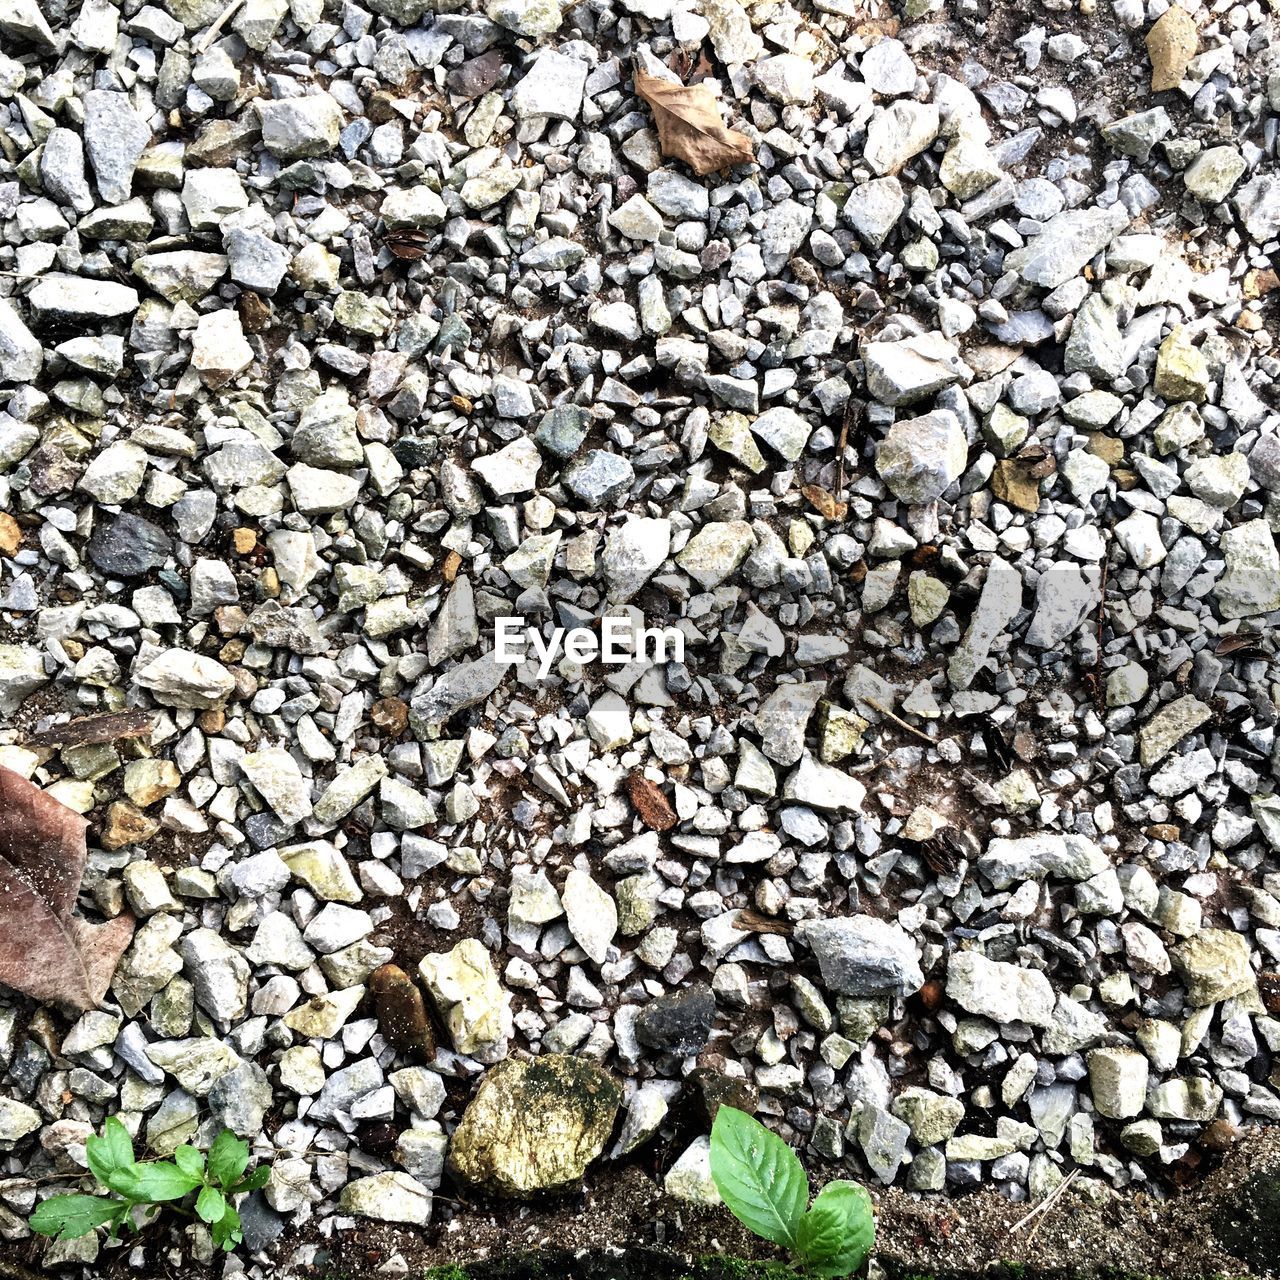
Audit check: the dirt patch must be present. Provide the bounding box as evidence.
[278,1127,1280,1280]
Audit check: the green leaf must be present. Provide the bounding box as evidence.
[208,1130,250,1190]
[709,1106,808,1249]
[795,1181,875,1278]
[211,1202,243,1252]
[196,1186,227,1224]
[174,1145,206,1180]
[85,1117,136,1196]
[231,1165,271,1193]
[29,1195,124,1241]
[122,1161,202,1203]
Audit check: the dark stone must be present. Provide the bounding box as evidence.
[370,962,436,1061]
[237,1191,285,1255]
[392,436,437,468]
[88,513,170,577]
[244,811,292,850]
[445,49,508,99]
[635,984,715,1055]
[26,445,83,498]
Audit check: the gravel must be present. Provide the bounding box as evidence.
[2,0,1280,1267]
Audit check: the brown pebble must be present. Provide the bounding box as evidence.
[370,963,436,1061]
[100,801,160,851]
[238,291,272,333]
[917,978,945,1012]
[233,528,257,555]
[198,708,226,734]
[0,512,21,556]
[625,771,678,832]
[371,697,409,736]
[691,1066,758,1121]
[443,550,462,583]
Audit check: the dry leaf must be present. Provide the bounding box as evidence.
[382,228,432,260]
[0,767,135,1012]
[801,484,847,521]
[25,709,154,749]
[625,771,678,832]
[730,908,793,936]
[1146,7,1197,92]
[634,68,754,177]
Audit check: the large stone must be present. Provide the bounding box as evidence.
[82,90,151,204]
[0,645,48,715]
[946,952,1055,1027]
[977,834,1109,889]
[797,915,924,998]
[842,177,905,248]
[448,1054,621,1196]
[562,869,617,964]
[256,94,343,158]
[1087,1048,1148,1120]
[1216,519,1280,619]
[602,517,672,602]
[340,1172,432,1225]
[676,520,755,588]
[875,410,968,504]
[863,101,940,175]
[1004,204,1131,288]
[1171,930,1254,1006]
[419,939,512,1058]
[863,333,970,406]
[133,650,235,709]
[28,275,139,323]
[0,298,41,384]
[1138,695,1211,766]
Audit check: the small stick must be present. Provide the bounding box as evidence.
[194,0,247,51]
[864,697,935,745]
[1092,540,1109,711]
[1007,1167,1078,1235]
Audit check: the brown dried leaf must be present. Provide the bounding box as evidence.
[801,484,847,521]
[1215,633,1266,659]
[383,228,432,260]
[1146,7,1197,92]
[730,908,793,936]
[634,69,754,177]
[0,767,134,1011]
[625,772,678,832]
[25,709,155,749]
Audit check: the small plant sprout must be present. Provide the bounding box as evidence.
[709,1106,875,1278]
[29,1118,271,1252]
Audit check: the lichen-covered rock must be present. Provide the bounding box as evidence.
[448,1054,621,1196]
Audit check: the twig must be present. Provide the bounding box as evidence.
[835,398,856,508]
[1007,1167,1078,1237]
[193,0,247,51]
[1092,538,1109,711]
[865,697,935,745]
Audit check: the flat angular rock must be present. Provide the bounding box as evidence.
[864,332,971,406]
[798,915,924,998]
[946,952,1055,1027]
[1004,204,1131,288]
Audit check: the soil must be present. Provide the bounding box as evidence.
[281,1127,1279,1280]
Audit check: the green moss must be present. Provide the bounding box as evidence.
[424,1266,470,1280]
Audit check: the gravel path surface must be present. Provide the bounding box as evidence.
[2,0,1280,1272]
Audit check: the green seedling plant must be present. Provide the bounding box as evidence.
[709,1106,875,1278]
[29,1117,270,1252]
